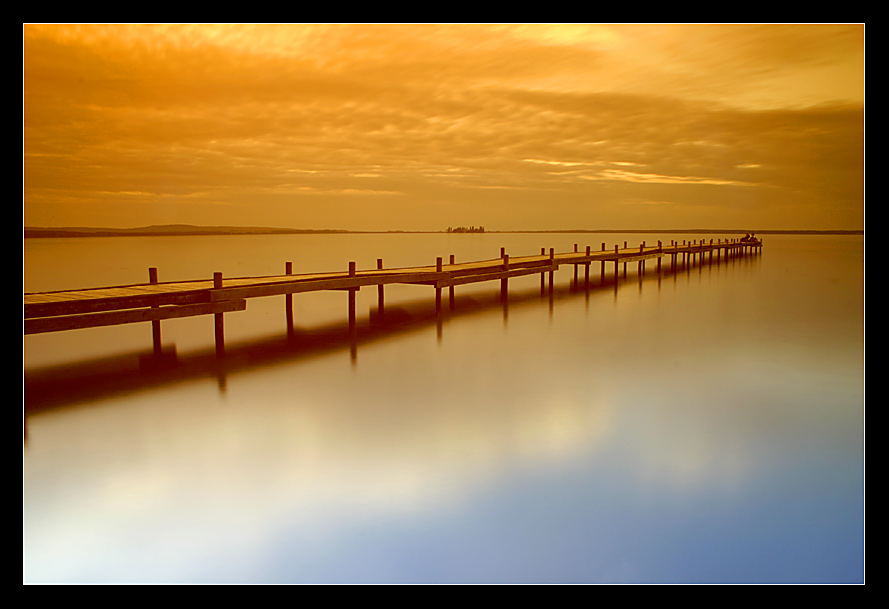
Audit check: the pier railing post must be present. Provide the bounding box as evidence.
[540,247,546,294]
[573,244,579,286]
[377,258,385,318]
[214,272,225,357]
[657,241,662,273]
[149,267,162,355]
[601,243,606,280]
[436,257,443,312]
[285,262,294,339]
[348,262,357,332]
[548,248,555,294]
[622,243,627,278]
[449,254,456,310]
[501,253,509,302]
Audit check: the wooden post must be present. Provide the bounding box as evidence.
[657,241,662,273]
[501,253,509,302]
[540,247,546,294]
[548,248,555,294]
[285,262,294,339]
[449,254,456,310]
[348,262,357,331]
[436,257,443,312]
[601,243,606,280]
[614,245,620,278]
[214,272,225,357]
[377,258,385,317]
[149,267,162,355]
[348,261,358,361]
[584,245,591,289]
[573,244,579,285]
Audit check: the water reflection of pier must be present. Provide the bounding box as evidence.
[25,238,762,357]
[24,238,762,412]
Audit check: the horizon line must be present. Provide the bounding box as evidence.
[23,224,863,237]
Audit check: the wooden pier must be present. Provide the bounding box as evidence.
[24,237,762,357]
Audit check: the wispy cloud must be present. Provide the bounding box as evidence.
[589,169,754,186]
[23,24,864,231]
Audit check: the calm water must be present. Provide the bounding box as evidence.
[23,233,864,584]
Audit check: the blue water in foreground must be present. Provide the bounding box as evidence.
[23,233,864,583]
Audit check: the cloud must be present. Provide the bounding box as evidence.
[23,24,864,231]
[587,169,753,186]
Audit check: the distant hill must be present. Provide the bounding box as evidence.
[23,225,365,238]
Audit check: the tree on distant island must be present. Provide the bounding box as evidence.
[446,225,485,233]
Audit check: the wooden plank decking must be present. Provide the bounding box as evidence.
[24,238,762,355]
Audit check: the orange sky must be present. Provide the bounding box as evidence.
[23,24,864,231]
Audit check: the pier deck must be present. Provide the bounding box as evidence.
[24,237,762,354]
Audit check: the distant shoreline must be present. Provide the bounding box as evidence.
[23,225,863,239]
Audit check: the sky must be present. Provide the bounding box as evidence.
[22,23,865,232]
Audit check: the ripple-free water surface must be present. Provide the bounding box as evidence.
[23,233,864,583]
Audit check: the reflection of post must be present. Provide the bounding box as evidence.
[214,272,225,358]
[285,261,294,340]
[149,267,161,355]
